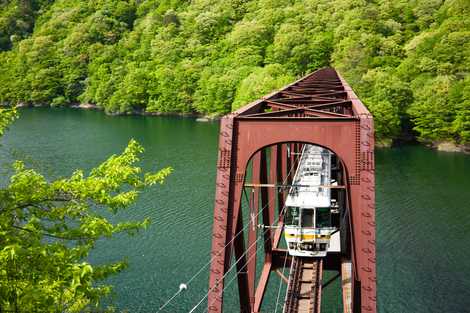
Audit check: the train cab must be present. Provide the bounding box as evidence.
[283,145,341,257]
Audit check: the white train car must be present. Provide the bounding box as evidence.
[283,145,340,257]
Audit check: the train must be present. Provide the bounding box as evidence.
[283,144,342,257]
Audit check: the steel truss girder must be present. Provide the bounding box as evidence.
[208,68,376,313]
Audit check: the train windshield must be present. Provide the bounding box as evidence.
[301,209,314,227]
[285,207,300,226]
[285,207,331,228]
[316,207,331,228]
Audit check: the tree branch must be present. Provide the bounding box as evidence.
[11,225,92,241]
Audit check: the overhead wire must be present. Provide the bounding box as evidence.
[274,249,289,313]
[156,194,271,312]
[203,221,287,313]
[201,197,295,313]
[199,146,304,312]
[190,225,272,313]
[158,146,302,312]
[191,180,298,313]
[155,197,267,313]
[200,144,343,312]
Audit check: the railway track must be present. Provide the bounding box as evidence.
[283,257,323,313]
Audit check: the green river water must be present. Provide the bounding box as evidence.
[1,108,470,313]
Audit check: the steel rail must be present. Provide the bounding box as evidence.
[283,258,323,313]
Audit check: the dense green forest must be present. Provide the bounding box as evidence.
[0,0,469,144]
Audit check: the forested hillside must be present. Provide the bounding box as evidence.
[0,0,469,144]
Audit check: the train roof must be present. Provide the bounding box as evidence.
[285,145,331,208]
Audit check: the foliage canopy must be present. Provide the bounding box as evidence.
[0,109,172,312]
[0,0,469,143]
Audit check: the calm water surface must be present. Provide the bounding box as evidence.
[1,108,470,313]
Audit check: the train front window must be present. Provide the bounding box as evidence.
[285,207,300,226]
[316,207,331,228]
[301,209,314,228]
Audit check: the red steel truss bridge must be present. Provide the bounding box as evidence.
[206,68,376,313]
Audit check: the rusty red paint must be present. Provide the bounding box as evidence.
[207,68,376,313]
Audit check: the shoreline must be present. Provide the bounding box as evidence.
[427,141,470,154]
[9,102,222,122]
[5,103,470,154]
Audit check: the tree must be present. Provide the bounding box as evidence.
[452,76,470,142]
[363,98,401,143]
[193,65,255,115]
[0,110,172,312]
[0,108,17,136]
[407,75,456,142]
[232,64,294,110]
[1,0,469,144]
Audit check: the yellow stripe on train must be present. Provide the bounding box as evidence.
[285,234,331,240]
